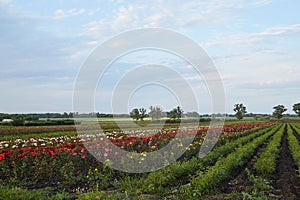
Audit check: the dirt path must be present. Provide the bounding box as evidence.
[274,125,300,199]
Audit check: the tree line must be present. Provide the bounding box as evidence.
[1,102,300,124]
[130,106,185,121]
[233,103,300,120]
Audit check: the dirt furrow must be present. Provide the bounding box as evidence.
[273,125,300,199]
[218,133,273,195]
[290,124,300,144]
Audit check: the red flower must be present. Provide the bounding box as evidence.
[48,150,55,156]
[0,154,5,161]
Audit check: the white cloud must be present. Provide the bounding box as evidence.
[80,0,273,39]
[53,8,85,20]
[84,40,98,46]
[206,24,300,47]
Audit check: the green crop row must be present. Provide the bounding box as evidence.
[292,124,300,137]
[293,123,300,129]
[179,124,281,198]
[254,124,285,177]
[288,124,300,177]
[139,123,280,195]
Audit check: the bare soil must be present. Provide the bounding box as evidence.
[273,125,300,199]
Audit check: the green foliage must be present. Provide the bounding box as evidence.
[233,103,247,120]
[254,125,284,177]
[149,106,163,121]
[130,108,140,121]
[129,108,148,121]
[180,125,279,198]
[169,106,184,119]
[12,117,25,126]
[139,124,279,195]
[0,122,285,199]
[24,119,79,126]
[78,191,114,200]
[139,108,147,121]
[78,190,142,200]
[0,113,74,121]
[288,124,300,177]
[293,103,300,117]
[242,168,278,200]
[272,105,287,119]
[0,185,72,200]
[185,111,200,118]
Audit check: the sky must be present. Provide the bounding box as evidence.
[0,0,300,114]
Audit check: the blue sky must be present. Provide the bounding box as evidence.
[0,0,300,114]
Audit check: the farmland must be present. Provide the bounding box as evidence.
[0,120,300,199]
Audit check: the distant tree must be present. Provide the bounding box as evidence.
[169,109,177,119]
[63,112,69,118]
[185,111,200,118]
[69,112,74,118]
[292,103,300,117]
[139,108,147,121]
[130,108,140,121]
[233,103,247,120]
[12,117,24,126]
[149,106,162,121]
[169,106,184,119]
[272,105,287,119]
[23,116,39,121]
[176,106,183,119]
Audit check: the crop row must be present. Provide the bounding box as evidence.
[254,124,285,177]
[288,124,300,177]
[0,123,272,191]
[178,124,283,197]
[292,124,300,138]
[139,123,279,194]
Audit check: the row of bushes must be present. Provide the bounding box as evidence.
[180,124,280,197]
[254,124,285,177]
[140,124,279,195]
[164,118,212,124]
[0,119,80,126]
[24,120,81,126]
[288,124,300,177]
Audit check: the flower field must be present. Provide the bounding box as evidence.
[1,121,300,199]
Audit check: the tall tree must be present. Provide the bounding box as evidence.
[130,108,140,121]
[169,106,184,119]
[272,105,287,119]
[169,109,177,119]
[292,103,300,117]
[233,103,247,120]
[149,106,162,121]
[139,108,147,121]
[176,106,183,119]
